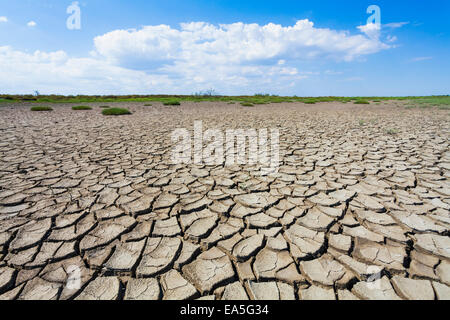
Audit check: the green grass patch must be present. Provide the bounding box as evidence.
[72,105,92,110]
[241,102,254,107]
[102,108,132,116]
[405,96,450,109]
[31,106,53,112]
[144,104,152,106]
[99,105,110,109]
[163,100,181,106]
[0,94,447,109]
[354,100,370,105]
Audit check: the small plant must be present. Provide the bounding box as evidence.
[72,106,92,110]
[354,100,370,104]
[386,128,399,135]
[102,108,132,116]
[163,100,181,106]
[241,102,254,107]
[359,120,366,126]
[144,104,152,106]
[31,106,53,112]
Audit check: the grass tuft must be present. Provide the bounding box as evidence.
[241,102,254,107]
[72,105,92,110]
[354,100,370,105]
[102,108,132,116]
[31,106,53,112]
[386,128,399,135]
[163,100,181,106]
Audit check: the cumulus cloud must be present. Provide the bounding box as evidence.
[0,16,7,23]
[27,21,37,27]
[0,20,393,94]
[0,46,172,95]
[94,20,389,67]
[357,23,381,40]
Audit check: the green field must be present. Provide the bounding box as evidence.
[0,94,449,109]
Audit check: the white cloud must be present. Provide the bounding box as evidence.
[384,22,409,29]
[342,77,364,82]
[410,56,433,62]
[0,20,392,95]
[94,20,389,67]
[325,70,343,75]
[386,35,398,43]
[357,23,381,40]
[27,21,37,27]
[0,46,172,95]
[0,16,7,23]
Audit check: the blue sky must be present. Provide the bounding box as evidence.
[0,0,449,96]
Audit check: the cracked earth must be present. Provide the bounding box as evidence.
[0,101,449,300]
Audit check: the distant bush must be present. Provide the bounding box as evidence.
[31,106,53,112]
[102,108,132,116]
[194,89,218,96]
[72,106,92,110]
[163,100,181,106]
[241,102,254,107]
[354,100,370,104]
[144,104,152,106]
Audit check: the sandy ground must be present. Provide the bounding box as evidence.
[0,101,449,300]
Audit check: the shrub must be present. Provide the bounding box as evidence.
[99,106,110,109]
[102,108,132,116]
[144,104,153,106]
[31,106,53,112]
[163,100,181,106]
[354,100,370,104]
[386,128,399,135]
[241,102,254,107]
[72,106,92,110]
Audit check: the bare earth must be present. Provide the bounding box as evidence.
[0,101,449,300]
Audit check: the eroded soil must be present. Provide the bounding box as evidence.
[0,101,449,300]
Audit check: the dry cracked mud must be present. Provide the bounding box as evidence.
[0,101,449,300]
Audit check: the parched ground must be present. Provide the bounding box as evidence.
[0,101,449,300]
